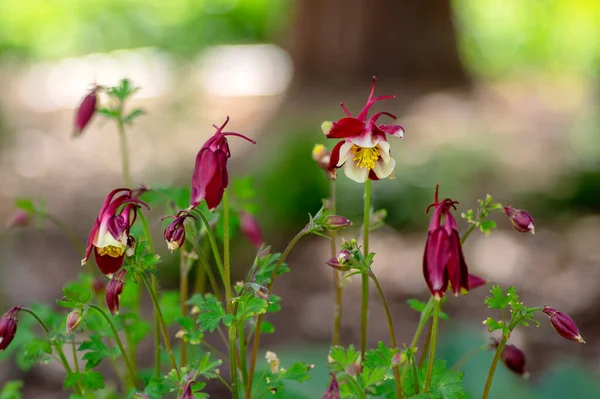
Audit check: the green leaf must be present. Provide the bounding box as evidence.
[236,294,268,321]
[64,373,82,389]
[159,290,180,326]
[14,198,36,214]
[79,335,111,370]
[97,108,120,119]
[483,317,504,333]
[0,380,23,399]
[363,341,397,370]
[479,220,497,235]
[195,352,223,379]
[260,321,275,334]
[124,108,145,125]
[407,298,427,313]
[254,254,288,286]
[175,316,204,345]
[19,338,53,369]
[328,345,360,374]
[196,294,227,332]
[404,360,466,399]
[280,362,312,383]
[81,371,105,390]
[140,378,170,399]
[485,285,511,310]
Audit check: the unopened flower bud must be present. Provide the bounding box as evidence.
[312,144,331,172]
[163,211,195,252]
[391,351,406,366]
[66,310,83,334]
[504,206,535,234]
[265,351,280,373]
[239,211,263,248]
[106,269,127,316]
[0,306,21,351]
[543,307,585,343]
[254,285,270,301]
[322,373,340,399]
[73,88,98,137]
[257,245,271,258]
[490,339,528,377]
[326,249,352,271]
[324,215,352,231]
[468,274,488,291]
[6,210,31,229]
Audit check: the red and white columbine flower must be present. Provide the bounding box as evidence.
[82,188,148,276]
[323,77,404,183]
[190,117,255,211]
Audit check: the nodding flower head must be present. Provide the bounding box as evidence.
[190,117,255,211]
[322,373,341,399]
[491,339,528,377]
[504,206,535,234]
[239,211,263,249]
[543,307,585,343]
[423,185,469,298]
[0,306,21,352]
[323,77,404,183]
[106,269,127,316]
[163,210,196,252]
[82,188,148,276]
[73,87,99,137]
[66,310,83,334]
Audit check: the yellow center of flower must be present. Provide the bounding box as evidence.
[97,245,125,258]
[352,145,380,169]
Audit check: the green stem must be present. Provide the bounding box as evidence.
[246,229,308,399]
[138,211,161,378]
[461,224,476,246]
[418,324,432,368]
[71,340,80,373]
[180,249,189,367]
[361,179,371,358]
[330,179,342,346]
[239,322,249,391]
[482,335,507,399]
[369,272,402,399]
[411,357,420,395]
[400,297,433,384]
[21,308,83,395]
[453,344,488,371]
[89,304,140,389]
[223,190,239,399]
[191,209,227,287]
[424,298,441,392]
[116,115,132,188]
[347,376,368,399]
[195,245,223,303]
[141,273,180,377]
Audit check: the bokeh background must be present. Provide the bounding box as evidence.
[1,0,600,397]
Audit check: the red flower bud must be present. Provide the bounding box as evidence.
[163,210,195,252]
[322,373,340,399]
[106,269,127,316]
[0,306,21,352]
[239,211,263,248]
[326,249,351,271]
[491,339,528,377]
[6,210,31,229]
[324,215,352,230]
[503,206,535,234]
[66,310,83,334]
[543,307,585,343]
[73,88,98,137]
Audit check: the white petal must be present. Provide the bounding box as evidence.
[337,141,354,167]
[344,160,369,183]
[378,140,391,163]
[373,156,396,179]
[350,132,378,148]
[94,222,126,249]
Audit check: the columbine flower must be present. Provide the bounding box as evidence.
[73,87,99,137]
[326,249,351,271]
[190,117,256,210]
[423,185,469,298]
[323,77,404,183]
[66,310,83,334]
[106,269,127,315]
[0,306,21,351]
[322,373,340,399]
[491,339,528,377]
[504,206,535,234]
[239,211,263,248]
[163,210,196,252]
[543,307,585,343]
[82,188,148,276]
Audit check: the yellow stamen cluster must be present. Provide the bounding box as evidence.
[97,245,125,258]
[352,145,380,170]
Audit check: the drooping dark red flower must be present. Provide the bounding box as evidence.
[239,211,263,248]
[504,206,535,234]
[423,185,469,298]
[106,269,127,316]
[323,77,404,183]
[322,373,341,399]
[73,88,99,137]
[162,210,196,252]
[82,188,148,276]
[490,339,528,377]
[190,117,255,211]
[543,307,585,343]
[0,306,21,351]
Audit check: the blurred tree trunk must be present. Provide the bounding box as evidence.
[288,0,469,91]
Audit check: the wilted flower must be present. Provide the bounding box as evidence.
[467,274,488,291]
[324,215,352,230]
[503,206,535,234]
[73,87,99,137]
[0,306,21,351]
[163,210,196,252]
[423,185,469,298]
[66,310,83,334]
[323,77,404,183]
[106,269,127,316]
[6,210,31,229]
[82,188,148,276]
[239,211,263,248]
[190,117,255,211]
[543,307,585,343]
[265,351,280,373]
[326,249,351,271]
[491,339,528,377]
[322,373,340,399]
[312,144,333,178]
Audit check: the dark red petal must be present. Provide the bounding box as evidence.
[328,141,345,171]
[467,274,488,290]
[73,90,97,137]
[447,230,469,295]
[83,219,100,263]
[377,123,405,137]
[107,215,127,240]
[94,249,124,276]
[423,229,450,297]
[368,170,379,181]
[204,151,228,210]
[326,117,364,139]
[190,148,218,208]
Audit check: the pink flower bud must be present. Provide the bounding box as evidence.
[73,88,98,137]
[543,307,585,343]
[0,306,21,352]
[324,215,352,230]
[66,310,83,334]
[239,211,263,248]
[504,206,535,234]
[106,269,127,316]
[322,373,340,399]
[326,249,351,271]
[6,210,31,229]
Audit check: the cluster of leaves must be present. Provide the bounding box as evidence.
[96,79,145,124]
[483,285,540,335]
[461,194,503,235]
